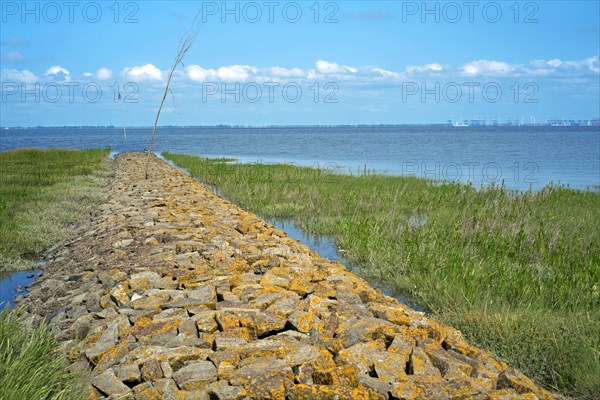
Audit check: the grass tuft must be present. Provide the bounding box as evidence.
[0,308,84,400]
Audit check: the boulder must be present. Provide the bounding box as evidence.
[173,360,217,390]
[229,358,294,399]
[90,368,131,397]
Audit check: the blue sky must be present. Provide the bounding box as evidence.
[1,0,599,126]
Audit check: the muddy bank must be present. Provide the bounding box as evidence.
[19,153,553,399]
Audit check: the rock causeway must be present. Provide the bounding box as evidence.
[17,153,554,399]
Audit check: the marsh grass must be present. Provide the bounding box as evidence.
[0,308,83,400]
[164,152,600,398]
[0,148,111,271]
[0,148,108,399]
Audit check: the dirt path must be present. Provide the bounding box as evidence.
[20,152,553,399]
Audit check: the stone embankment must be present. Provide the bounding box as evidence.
[19,153,553,399]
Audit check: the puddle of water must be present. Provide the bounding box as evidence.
[0,268,42,308]
[271,219,346,266]
[367,279,425,312]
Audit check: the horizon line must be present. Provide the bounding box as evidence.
[4,123,596,129]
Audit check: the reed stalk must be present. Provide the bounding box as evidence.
[145,16,200,179]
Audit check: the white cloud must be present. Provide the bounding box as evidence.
[579,56,599,74]
[1,68,38,83]
[460,60,514,77]
[315,60,341,74]
[96,67,113,80]
[406,63,444,73]
[216,65,257,81]
[547,58,562,68]
[550,56,600,74]
[456,56,600,78]
[371,67,404,79]
[315,60,357,75]
[186,65,215,82]
[188,64,281,82]
[269,66,305,78]
[83,72,93,77]
[45,65,70,76]
[44,65,71,81]
[153,56,600,87]
[527,56,600,76]
[123,64,163,82]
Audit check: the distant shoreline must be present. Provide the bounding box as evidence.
[3,124,600,130]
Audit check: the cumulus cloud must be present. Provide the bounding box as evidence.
[45,65,70,75]
[547,58,562,68]
[186,65,214,82]
[582,56,600,74]
[526,56,600,76]
[406,63,444,74]
[44,65,71,81]
[315,60,357,75]
[315,60,340,74]
[371,67,404,79]
[186,64,306,83]
[1,68,38,83]
[123,64,163,82]
[457,56,600,78]
[460,60,514,77]
[79,56,600,89]
[545,56,600,74]
[96,67,113,80]
[186,65,215,82]
[216,65,257,81]
[179,56,598,85]
[269,66,306,78]
[186,65,257,82]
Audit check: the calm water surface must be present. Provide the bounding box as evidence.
[1,125,599,191]
[0,269,41,308]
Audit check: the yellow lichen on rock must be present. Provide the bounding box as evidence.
[18,153,555,400]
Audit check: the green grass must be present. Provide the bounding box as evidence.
[0,148,111,272]
[0,308,83,400]
[163,151,600,399]
[0,148,110,399]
